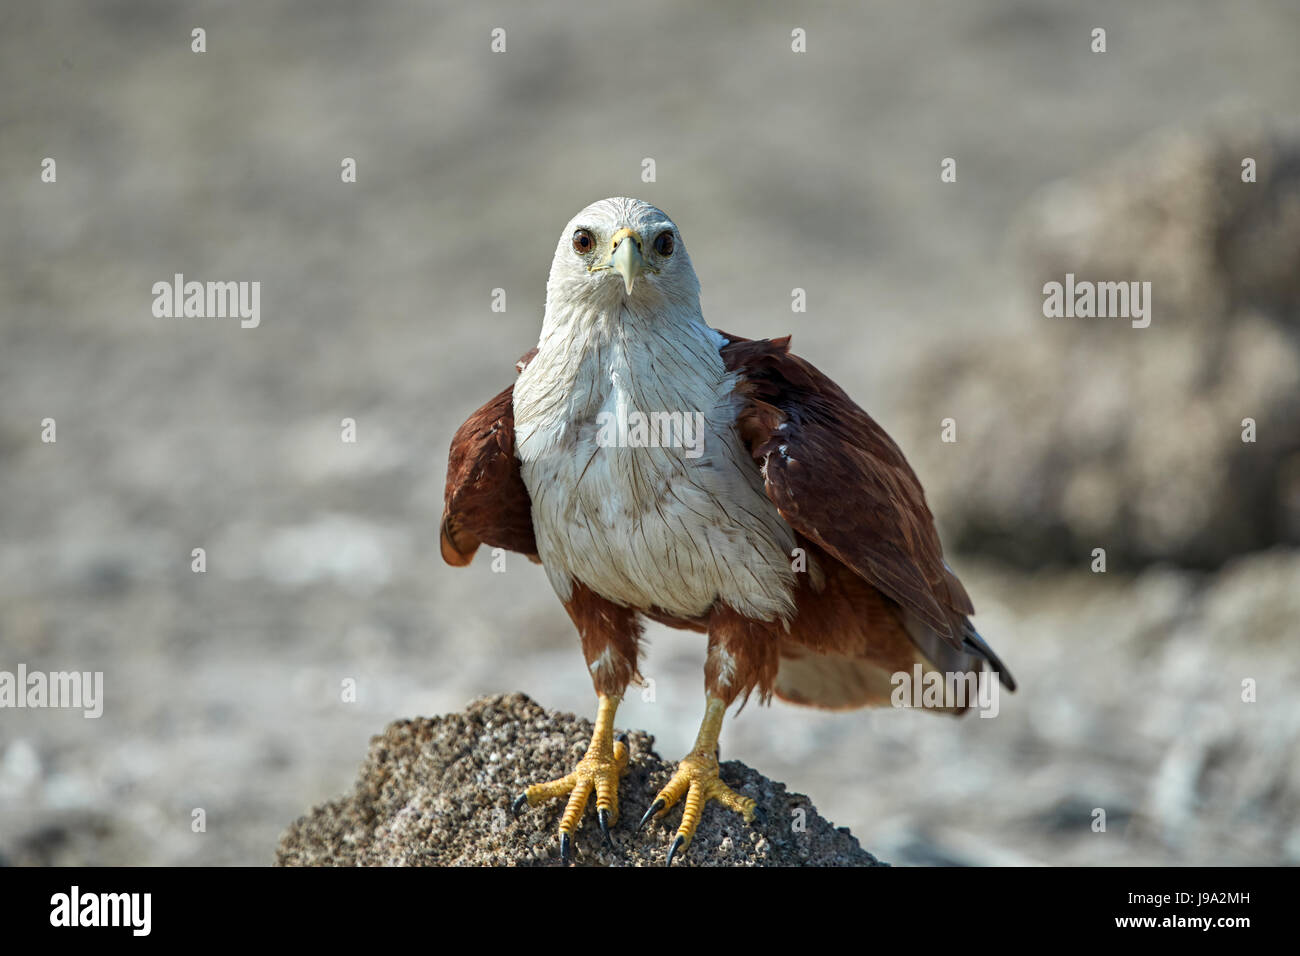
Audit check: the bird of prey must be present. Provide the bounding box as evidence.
[441,197,1014,865]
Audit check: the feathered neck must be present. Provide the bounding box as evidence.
[514,296,731,456]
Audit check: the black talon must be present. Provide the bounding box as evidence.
[512,793,529,816]
[597,808,616,848]
[615,732,629,747]
[638,799,665,831]
[560,832,573,865]
[666,834,685,867]
[752,805,767,828]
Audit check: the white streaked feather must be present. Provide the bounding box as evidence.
[708,644,738,690]
[588,646,617,677]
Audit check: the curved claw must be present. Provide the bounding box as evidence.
[560,832,574,865]
[666,834,686,867]
[638,799,665,832]
[512,793,529,816]
[597,808,616,848]
[752,805,767,828]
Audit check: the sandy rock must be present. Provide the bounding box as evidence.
[276,693,883,867]
[1017,120,1300,329]
[897,122,1300,570]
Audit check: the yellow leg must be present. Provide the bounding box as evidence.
[512,694,630,863]
[638,695,760,865]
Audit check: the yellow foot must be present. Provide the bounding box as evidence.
[512,733,630,864]
[638,749,763,866]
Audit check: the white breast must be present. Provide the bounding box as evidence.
[513,314,796,622]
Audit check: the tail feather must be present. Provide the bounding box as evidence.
[960,622,1017,692]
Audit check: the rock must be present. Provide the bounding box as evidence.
[275,693,883,867]
[1018,120,1300,330]
[896,121,1300,570]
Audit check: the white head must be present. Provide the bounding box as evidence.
[544,197,702,323]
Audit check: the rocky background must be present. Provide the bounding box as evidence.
[2,1,1298,866]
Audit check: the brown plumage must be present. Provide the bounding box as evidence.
[441,333,1014,709]
[439,352,537,567]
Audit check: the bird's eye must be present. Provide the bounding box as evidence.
[653,231,674,257]
[572,229,595,255]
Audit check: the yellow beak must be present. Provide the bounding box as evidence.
[597,227,649,294]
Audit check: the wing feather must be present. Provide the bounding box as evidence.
[720,333,967,648]
[439,351,538,565]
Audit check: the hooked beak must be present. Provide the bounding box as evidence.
[595,227,652,294]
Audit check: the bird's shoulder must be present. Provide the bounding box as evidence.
[716,330,969,645]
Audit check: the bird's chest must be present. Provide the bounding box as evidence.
[514,346,795,621]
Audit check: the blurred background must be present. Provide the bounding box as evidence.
[2,0,1299,866]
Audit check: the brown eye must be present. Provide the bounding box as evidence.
[653,231,674,257]
[572,229,595,255]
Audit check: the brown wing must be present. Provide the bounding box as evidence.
[439,350,538,566]
[719,332,973,649]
